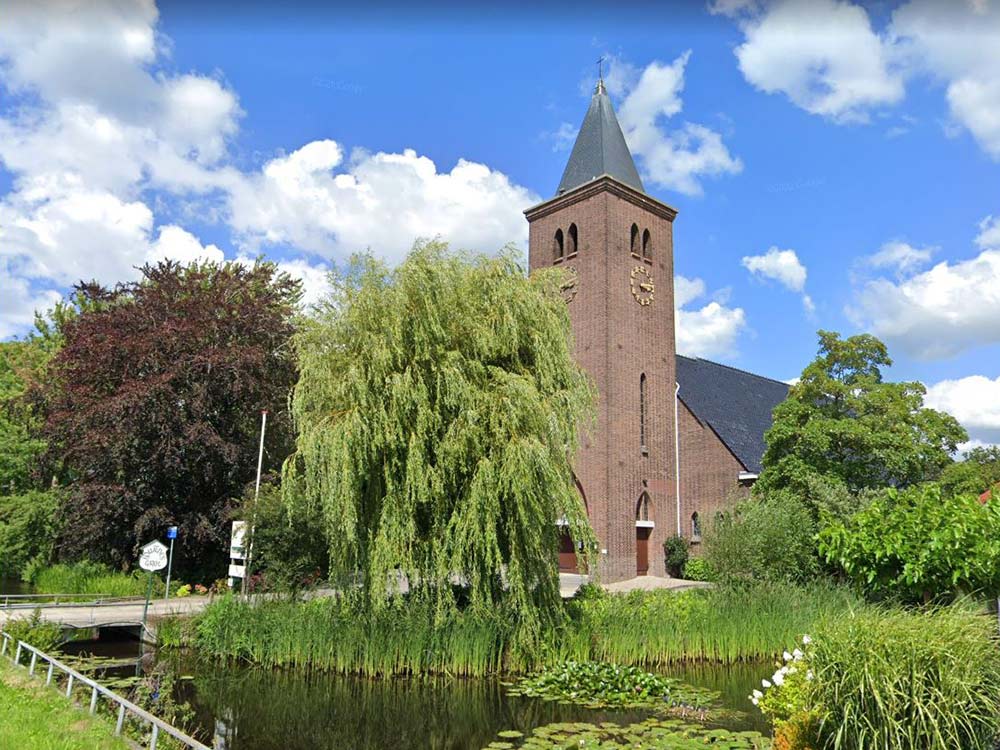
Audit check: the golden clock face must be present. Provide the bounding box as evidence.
[630,265,654,306]
[559,265,579,303]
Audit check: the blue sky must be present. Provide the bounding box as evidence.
[1,0,999,447]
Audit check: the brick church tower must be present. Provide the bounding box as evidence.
[525,78,679,582]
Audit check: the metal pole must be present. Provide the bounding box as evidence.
[141,570,154,634]
[674,382,682,537]
[242,410,267,596]
[164,537,175,601]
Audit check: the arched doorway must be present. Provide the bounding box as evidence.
[635,492,653,576]
[558,475,590,573]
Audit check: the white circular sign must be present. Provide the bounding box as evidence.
[139,540,168,572]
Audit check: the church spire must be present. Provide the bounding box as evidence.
[556,77,644,196]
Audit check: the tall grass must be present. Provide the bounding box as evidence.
[811,605,1000,750]
[189,583,856,677]
[29,562,162,598]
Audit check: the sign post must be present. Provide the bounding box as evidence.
[139,540,168,634]
[164,526,178,601]
[228,521,247,589]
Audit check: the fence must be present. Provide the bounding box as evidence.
[0,630,209,750]
[1,593,141,608]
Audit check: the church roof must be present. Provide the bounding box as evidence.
[676,355,790,474]
[557,80,645,196]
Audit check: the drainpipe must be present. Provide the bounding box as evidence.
[674,382,681,537]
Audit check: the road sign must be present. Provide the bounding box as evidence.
[230,521,247,560]
[228,563,246,578]
[166,526,178,540]
[139,540,168,572]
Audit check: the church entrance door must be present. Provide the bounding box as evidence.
[636,527,651,576]
[558,529,578,572]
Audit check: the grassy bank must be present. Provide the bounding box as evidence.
[0,659,131,749]
[185,583,859,677]
[29,562,167,598]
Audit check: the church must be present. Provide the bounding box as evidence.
[525,79,789,582]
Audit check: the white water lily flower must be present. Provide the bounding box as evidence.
[806,670,814,681]
[751,697,759,706]
[783,651,793,662]
[752,689,763,699]
[802,635,812,645]
[762,679,772,688]
[793,648,803,660]
[772,671,785,686]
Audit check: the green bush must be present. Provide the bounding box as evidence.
[682,558,714,582]
[810,606,1000,749]
[0,490,59,579]
[3,609,63,655]
[662,535,688,577]
[27,562,158,598]
[819,483,1000,602]
[705,494,819,585]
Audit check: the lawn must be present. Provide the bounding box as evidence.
[0,659,131,750]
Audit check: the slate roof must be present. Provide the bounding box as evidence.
[676,355,790,474]
[557,80,645,196]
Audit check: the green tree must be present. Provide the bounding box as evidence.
[818,483,1000,602]
[757,331,966,503]
[939,446,1000,498]
[283,241,594,637]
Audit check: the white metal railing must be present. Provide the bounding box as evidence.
[0,630,208,750]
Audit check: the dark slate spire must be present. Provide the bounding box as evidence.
[557,79,644,196]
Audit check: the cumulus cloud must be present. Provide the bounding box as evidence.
[849,215,1000,359]
[714,0,1000,160]
[925,374,1000,448]
[741,246,814,312]
[674,274,747,358]
[0,0,539,337]
[606,53,742,196]
[714,0,903,123]
[866,240,935,275]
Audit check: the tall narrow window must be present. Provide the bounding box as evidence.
[640,373,647,453]
[630,223,639,255]
[642,228,652,261]
[553,228,564,262]
[567,223,578,255]
[691,512,702,540]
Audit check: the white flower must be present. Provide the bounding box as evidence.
[792,648,804,660]
[772,671,785,687]
[762,679,772,689]
[806,670,814,681]
[783,651,793,662]
[752,689,763,699]
[802,635,812,645]
[751,697,759,706]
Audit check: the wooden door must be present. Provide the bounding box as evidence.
[636,527,651,576]
[558,530,578,572]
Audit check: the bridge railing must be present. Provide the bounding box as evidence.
[0,630,209,750]
[1,593,143,608]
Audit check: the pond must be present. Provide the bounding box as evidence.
[62,639,771,749]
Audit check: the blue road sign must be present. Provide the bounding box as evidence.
[167,526,178,539]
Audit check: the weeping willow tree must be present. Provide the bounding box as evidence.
[284,241,595,638]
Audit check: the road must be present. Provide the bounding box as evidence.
[0,595,211,636]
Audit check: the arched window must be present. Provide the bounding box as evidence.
[691,512,702,540]
[567,223,578,255]
[553,228,564,262]
[630,223,639,255]
[639,373,647,453]
[636,492,651,521]
[642,228,652,261]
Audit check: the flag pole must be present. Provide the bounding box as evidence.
[242,409,267,597]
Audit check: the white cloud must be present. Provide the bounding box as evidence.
[546,122,578,152]
[850,216,1000,359]
[148,225,224,266]
[0,261,63,338]
[741,246,814,312]
[674,274,747,358]
[925,374,1000,447]
[866,240,934,275]
[607,53,742,196]
[976,215,1000,250]
[275,258,332,309]
[228,141,538,263]
[717,0,904,123]
[890,0,1000,159]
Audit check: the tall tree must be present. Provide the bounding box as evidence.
[42,260,300,577]
[284,242,594,636]
[939,446,1000,498]
[757,331,966,502]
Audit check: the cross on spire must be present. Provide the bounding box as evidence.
[596,55,605,83]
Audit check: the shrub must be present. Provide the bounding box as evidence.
[819,483,1000,602]
[0,490,59,579]
[682,558,713,582]
[705,494,819,585]
[662,535,688,577]
[28,561,155,598]
[3,609,63,655]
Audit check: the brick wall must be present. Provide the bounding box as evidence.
[526,177,678,581]
[676,399,750,554]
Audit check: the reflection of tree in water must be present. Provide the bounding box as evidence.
[177,658,650,750]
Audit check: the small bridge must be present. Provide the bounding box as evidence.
[0,594,211,643]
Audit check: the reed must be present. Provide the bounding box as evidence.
[810,604,1000,750]
[29,562,156,598]
[190,582,856,677]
